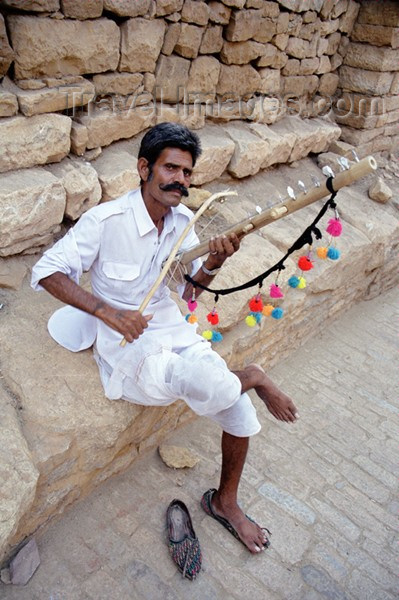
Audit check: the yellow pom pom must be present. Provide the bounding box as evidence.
[317,246,328,259]
[298,276,306,289]
[202,330,213,340]
[188,314,198,324]
[262,304,274,316]
[245,315,257,327]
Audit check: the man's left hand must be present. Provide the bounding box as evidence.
[207,233,240,268]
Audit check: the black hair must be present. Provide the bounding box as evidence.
[138,122,202,170]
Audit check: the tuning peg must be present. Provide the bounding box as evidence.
[337,156,350,171]
[351,149,360,163]
[298,180,307,194]
[255,205,262,214]
[311,175,320,188]
[287,186,296,200]
[322,165,335,178]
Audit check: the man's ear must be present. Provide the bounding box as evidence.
[138,157,150,182]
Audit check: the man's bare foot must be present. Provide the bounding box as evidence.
[211,490,269,554]
[247,363,299,423]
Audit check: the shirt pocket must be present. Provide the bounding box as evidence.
[101,261,141,298]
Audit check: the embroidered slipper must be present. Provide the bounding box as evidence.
[201,488,271,551]
[166,499,202,580]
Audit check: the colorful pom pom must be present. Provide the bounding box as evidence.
[187,299,197,312]
[250,311,262,324]
[202,330,213,340]
[288,275,300,288]
[326,218,342,237]
[316,246,328,259]
[245,314,257,327]
[211,331,223,342]
[249,295,263,312]
[271,307,284,319]
[270,283,284,298]
[187,314,198,324]
[327,247,341,260]
[262,304,274,316]
[297,276,306,289]
[298,255,314,271]
[207,311,219,325]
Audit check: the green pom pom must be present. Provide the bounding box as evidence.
[202,330,213,340]
[245,315,257,327]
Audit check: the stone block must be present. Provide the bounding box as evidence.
[225,9,262,42]
[174,23,204,59]
[1,0,59,10]
[216,63,261,99]
[186,56,220,103]
[338,125,383,146]
[119,18,166,74]
[221,40,267,65]
[249,121,295,166]
[208,1,231,24]
[221,0,245,7]
[3,76,95,117]
[317,56,331,75]
[320,18,340,36]
[60,0,103,19]
[0,388,39,564]
[282,59,300,77]
[282,75,318,97]
[330,53,343,71]
[8,16,120,80]
[155,0,184,16]
[327,139,355,158]
[273,34,289,52]
[391,73,399,95]
[0,84,18,118]
[0,14,13,78]
[344,43,399,72]
[224,122,270,178]
[318,73,339,96]
[0,114,71,174]
[335,108,399,131]
[331,0,348,18]
[256,43,278,67]
[162,23,181,55]
[103,0,152,17]
[326,32,341,56]
[199,25,223,54]
[339,66,394,96]
[45,158,101,220]
[369,177,392,204]
[0,167,66,256]
[248,96,284,125]
[76,103,154,149]
[303,11,316,23]
[92,148,140,202]
[156,103,205,130]
[10,539,40,586]
[252,18,276,43]
[336,93,399,117]
[276,0,314,11]
[286,38,310,59]
[190,124,235,185]
[357,0,399,27]
[155,55,190,103]
[338,0,359,34]
[271,115,340,162]
[300,57,319,75]
[181,0,209,26]
[70,121,88,156]
[351,23,399,49]
[92,73,144,96]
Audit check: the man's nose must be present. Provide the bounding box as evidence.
[174,169,186,185]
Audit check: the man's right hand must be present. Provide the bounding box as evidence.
[94,304,153,343]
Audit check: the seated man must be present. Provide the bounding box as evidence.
[32,122,298,554]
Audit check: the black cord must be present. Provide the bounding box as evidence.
[184,178,338,296]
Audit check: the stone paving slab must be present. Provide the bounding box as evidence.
[0,288,397,600]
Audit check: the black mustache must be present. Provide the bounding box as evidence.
[159,182,189,197]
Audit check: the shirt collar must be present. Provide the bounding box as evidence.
[131,188,177,237]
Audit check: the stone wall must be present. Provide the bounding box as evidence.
[334,0,399,158]
[0,0,373,257]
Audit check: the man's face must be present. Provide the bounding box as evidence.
[139,147,193,209]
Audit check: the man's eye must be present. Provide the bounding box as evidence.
[183,170,191,177]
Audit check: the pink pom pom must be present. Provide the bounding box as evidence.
[326,218,342,237]
[270,283,284,298]
[187,299,197,312]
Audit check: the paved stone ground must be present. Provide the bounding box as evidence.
[1,288,398,600]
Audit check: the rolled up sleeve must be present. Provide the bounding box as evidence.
[31,211,101,291]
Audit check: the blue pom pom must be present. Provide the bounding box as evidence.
[211,331,223,342]
[288,275,300,288]
[185,314,190,321]
[271,307,284,320]
[327,247,340,260]
[250,311,262,324]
